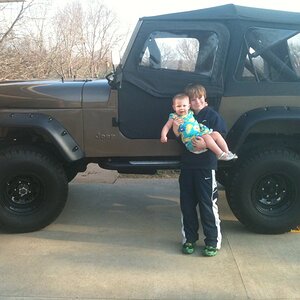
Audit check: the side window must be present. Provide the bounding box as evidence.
[139,31,219,77]
[236,27,300,82]
[288,34,300,77]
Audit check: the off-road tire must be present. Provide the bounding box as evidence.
[0,145,68,233]
[65,165,79,182]
[226,148,300,234]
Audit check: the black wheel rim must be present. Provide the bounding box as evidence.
[252,173,295,216]
[2,174,44,214]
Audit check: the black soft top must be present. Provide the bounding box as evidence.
[141,4,300,25]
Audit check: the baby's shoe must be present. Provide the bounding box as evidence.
[218,151,238,161]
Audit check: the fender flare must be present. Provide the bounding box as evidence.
[0,112,84,162]
[226,106,300,152]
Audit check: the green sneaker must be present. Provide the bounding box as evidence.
[182,242,195,254]
[202,246,217,257]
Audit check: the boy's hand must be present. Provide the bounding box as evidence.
[161,136,168,143]
[192,136,206,151]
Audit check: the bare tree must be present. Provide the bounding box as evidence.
[0,0,56,80]
[49,1,85,78]
[80,0,124,77]
[0,0,36,80]
[176,39,199,72]
[48,0,125,79]
[0,0,127,80]
[0,0,33,45]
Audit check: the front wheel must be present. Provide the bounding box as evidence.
[0,146,68,232]
[226,148,300,234]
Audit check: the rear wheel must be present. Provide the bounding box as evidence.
[226,148,300,233]
[0,146,68,232]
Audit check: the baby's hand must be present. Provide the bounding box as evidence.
[173,117,183,127]
[160,136,168,143]
[172,117,183,136]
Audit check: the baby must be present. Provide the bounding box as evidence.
[161,93,237,160]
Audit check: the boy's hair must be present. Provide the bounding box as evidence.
[184,83,206,99]
[172,93,189,104]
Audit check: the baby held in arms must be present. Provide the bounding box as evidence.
[160,93,237,160]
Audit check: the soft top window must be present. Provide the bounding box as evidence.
[139,31,219,77]
[236,27,300,82]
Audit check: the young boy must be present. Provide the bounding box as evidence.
[160,93,237,160]
[172,83,232,257]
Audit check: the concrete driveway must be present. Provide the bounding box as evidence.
[0,167,299,299]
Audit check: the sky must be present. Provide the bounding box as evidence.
[47,0,300,53]
[52,0,300,31]
[101,0,300,28]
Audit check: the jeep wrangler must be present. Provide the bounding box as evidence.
[0,4,300,234]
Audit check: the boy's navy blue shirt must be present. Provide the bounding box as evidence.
[180,106,227,170]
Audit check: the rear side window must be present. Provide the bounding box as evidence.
[288,34,300,77]
[139,31,219,77]
[236,27,300,82]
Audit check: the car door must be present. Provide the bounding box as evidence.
[118,20,230,140]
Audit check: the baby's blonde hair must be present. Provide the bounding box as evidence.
[172,93,189,105]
